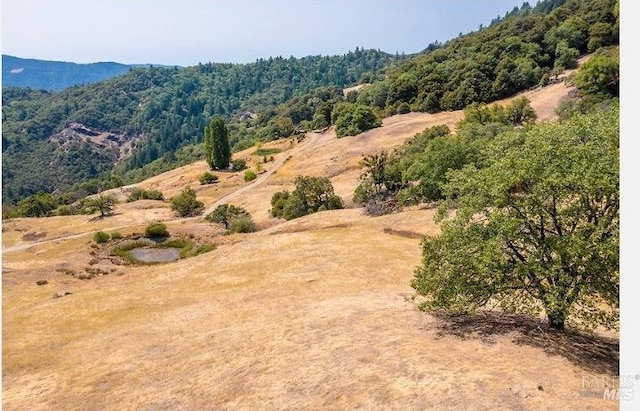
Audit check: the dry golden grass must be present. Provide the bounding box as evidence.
[2,78,618,410]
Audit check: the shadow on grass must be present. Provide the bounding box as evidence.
[432,311,619,375]
[87,212,122,222]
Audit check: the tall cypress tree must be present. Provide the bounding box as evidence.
[204,117,230,169]
[204,125,214,168]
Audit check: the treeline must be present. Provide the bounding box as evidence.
[225,0,618,150]
[352,43,618,216]
[347,0,618,115]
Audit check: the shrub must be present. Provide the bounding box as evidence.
[244,170,257,182]
[93,231,110,244]
[171,187,204,217]
[270,190,290,218]
[228,215,257,233]
[145,222,169,238]
[332,103,382,137]
[253,147,281,156]
[110,231,124,240]
[231,158,247,171]
[206,204,253,231]
[397,102,411,114]
[194,244,216,255]
[127,188,164,202]
[270,176,344,220]
[82,193,118,217]
[54,204,80,216]
[199,171,219,185]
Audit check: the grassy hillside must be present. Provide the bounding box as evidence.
[2,76,619,409]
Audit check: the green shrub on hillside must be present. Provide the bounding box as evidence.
[231,158,247,171]
[271,176,344,220]
[244,170,257,182]
[93,231,110,244]
[127,188,164,202]
[332,103,382,137]
[170,187,204,217]
[145,222,169,238]
[199,172,219,185]
[206,204,256,233]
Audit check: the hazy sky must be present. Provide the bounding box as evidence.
[2,0,522,66]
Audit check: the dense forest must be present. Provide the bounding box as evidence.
[2,0,619,208]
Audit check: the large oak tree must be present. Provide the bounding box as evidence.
[412,105,619,330]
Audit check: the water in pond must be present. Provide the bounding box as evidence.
[129,247,180,263]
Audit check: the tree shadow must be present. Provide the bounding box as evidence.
[87,212,121,222]
[432,311,619,375]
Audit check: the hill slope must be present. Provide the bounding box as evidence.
[2,79,618,410]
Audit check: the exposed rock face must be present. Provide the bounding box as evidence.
[49,122,139,162]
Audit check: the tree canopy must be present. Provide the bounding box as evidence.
[83,193,118,217]
[271,176,344,220]
[170,187,204,217]
[412,104,619,330]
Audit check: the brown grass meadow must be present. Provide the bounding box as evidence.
[2,75,619,410]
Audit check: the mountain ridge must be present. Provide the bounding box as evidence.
[2,54,178,91]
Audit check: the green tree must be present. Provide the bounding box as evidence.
[505,96,538,125]
[205,204,252,231]
[170,187,204,217]
[412,106,619,330]
[333,103,382,137]
[83,193,118,217]
[573,54,619,98]
[271,176,344,220]
[353,151,403,206]
[204,117,231,170]
[554,40,580,69]
[400,135,471,204]
[16,192,58,217]
[270,191,291,218]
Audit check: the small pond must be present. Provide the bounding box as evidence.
[129,247,181,263]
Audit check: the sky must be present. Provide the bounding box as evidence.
[2,0,522,66]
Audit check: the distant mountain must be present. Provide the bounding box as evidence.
[2,55,167,91]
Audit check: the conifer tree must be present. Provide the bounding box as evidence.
[204,117,230,169]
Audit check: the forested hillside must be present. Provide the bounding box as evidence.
[2,49,398,203]
[2,0,618,206]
